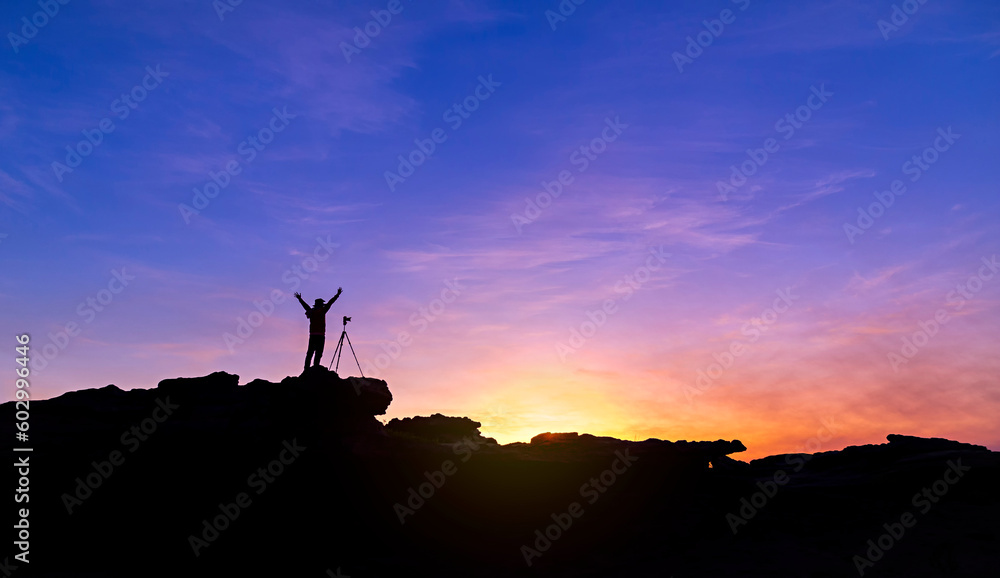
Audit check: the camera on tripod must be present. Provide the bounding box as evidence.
[330,315,363,377]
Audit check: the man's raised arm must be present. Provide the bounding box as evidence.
[326,287,343,311]
[294,292,310,311]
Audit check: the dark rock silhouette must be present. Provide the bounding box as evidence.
[386,413,499,446]
[4,369,998,577]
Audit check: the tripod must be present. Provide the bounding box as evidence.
[329,316,364,377]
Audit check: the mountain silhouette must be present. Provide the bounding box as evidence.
[4,367,997,577]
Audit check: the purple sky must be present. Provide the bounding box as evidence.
[3,0,999,459]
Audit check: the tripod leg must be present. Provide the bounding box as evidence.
[329,332,344,370]
[343,332,365,377]
[335,331,348,372]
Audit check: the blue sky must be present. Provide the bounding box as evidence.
[3,0,998,458]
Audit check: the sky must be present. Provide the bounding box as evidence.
[2,0,998,460]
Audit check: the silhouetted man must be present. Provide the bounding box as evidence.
[295,288,342,369]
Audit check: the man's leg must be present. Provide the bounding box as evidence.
[305,340,314,369]
[313,335,326,366]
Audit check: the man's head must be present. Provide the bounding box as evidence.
[314,298,325,307]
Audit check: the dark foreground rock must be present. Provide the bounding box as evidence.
[3,368,997,577]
